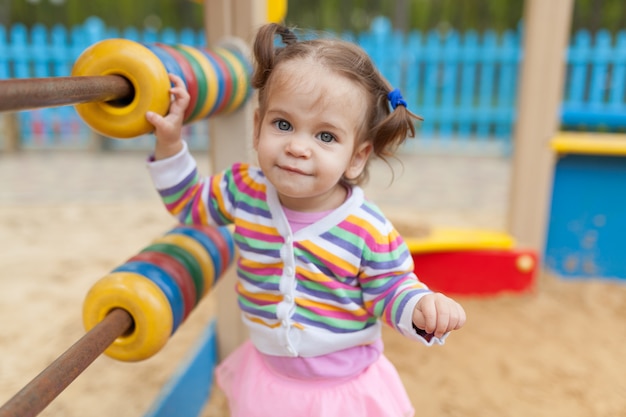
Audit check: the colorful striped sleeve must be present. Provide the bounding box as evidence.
[147,142,236,226]
[350,203,432,335]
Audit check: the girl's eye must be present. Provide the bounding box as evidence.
[275,120,292,131]
[318,132,335,143]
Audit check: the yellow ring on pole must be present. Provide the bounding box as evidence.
[71,39,170,139]
[177,45,219,121]
[153,234,216,295]
[82,272,173,362]
[215,47,250,113]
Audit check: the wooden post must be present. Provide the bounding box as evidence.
[507,0,574,253]
[204,0,267,360]
[1,113,21,152]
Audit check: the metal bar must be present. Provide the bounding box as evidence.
[0,308,134,417]
[0,75,134,112]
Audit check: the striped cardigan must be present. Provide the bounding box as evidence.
[148,143,440,357]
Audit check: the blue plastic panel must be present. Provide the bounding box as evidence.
[545,154,626,279]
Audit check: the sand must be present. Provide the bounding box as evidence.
[1,148,625,417]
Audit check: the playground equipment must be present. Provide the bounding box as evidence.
[0,224,235,417]
[508,0,626,283]
[545,133,626,280]
[406,229,537,295]
[507,1,626,282]
[0,0,279,414]
[0,38,252,138]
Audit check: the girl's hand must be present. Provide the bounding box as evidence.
[413,293,466,339]
[145,73,190,160]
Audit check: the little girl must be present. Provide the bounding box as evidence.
[146,23,466,417]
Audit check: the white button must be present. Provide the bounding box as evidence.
[284,294,293,303]
[281,319,289,327]
[286,235,292,244]
[285,266,294,276]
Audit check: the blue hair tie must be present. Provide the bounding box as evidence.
[387,88,407,110]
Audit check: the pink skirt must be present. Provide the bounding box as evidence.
[215,341,415,417]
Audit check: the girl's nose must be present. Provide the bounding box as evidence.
[285,135,311,158]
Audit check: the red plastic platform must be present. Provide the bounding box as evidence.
[406,229,538,296]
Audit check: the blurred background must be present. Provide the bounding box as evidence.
[0,0,624,152]
[0,0,623,34]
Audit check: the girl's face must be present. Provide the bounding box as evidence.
[253,58,372,212]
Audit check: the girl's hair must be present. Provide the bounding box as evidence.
[252,23,422,185]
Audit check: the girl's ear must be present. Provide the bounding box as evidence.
[345,141,373,180]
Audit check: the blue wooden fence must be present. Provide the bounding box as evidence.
[1,16,626,153]
[562,29,626,131]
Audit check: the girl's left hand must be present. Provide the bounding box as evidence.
[412,293,466,339]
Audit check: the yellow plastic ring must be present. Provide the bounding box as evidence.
[71,38,170,139]
[215,47,250,113]
[152,234,216,295]
[176,45,219,121]
[82,272,173,362]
